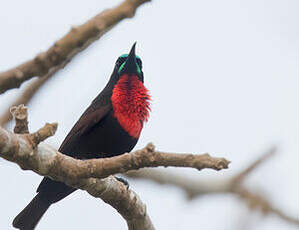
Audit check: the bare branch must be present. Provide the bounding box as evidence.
[76,176,155,230]
[0,68,58,126]
[231,147,277,186]
[28,123,58,148]
[3,109,156,230]
[0,15,121,127]
[126,148,299,227]
[10,104,29,134]
[0,127,229,181]
[2,106,230,178]
[235,187,299,226]
[126,169,231,199]
[0,106,229,229]
[0,0,151,94]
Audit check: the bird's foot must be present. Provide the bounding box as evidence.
[115,176,130,189]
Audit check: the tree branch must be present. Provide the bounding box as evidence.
[126,148,299,227]
[0,126,229,182]
[0,0,151,95]
[0,105,229,229]
[73,176,155,230]
[9,104,29,134]
[230,147,276,186]
[0,62,65,126]
[3,106,156,230]
[0,11,122,127]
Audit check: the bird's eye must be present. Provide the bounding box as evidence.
[116,57,126,67]
[118,62,126,73]
[136,60,142,74]
[116,55,142,74]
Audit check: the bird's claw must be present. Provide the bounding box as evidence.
[115,176,130,189]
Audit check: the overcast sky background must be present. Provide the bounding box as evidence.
[1,0,299,229]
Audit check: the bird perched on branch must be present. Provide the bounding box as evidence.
[13,43,151,230]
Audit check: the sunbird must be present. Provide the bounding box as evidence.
[13,43,151,230]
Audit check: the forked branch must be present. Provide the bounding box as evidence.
[0,105,230,230]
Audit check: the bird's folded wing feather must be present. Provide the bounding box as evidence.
[58,103,112,154]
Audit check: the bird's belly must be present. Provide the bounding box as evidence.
[74,112,138,159]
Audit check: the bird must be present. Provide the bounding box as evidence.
[13,43,151,230]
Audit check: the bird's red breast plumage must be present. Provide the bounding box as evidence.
[111,74,151,138]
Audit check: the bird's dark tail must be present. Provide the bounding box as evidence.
[13,193,51,230]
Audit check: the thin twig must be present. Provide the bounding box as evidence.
[9,104,29,134]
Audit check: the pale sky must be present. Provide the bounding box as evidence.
[1,0,299,229]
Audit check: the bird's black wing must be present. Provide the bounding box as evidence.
[58,102,111,155]
[36,101,111,195]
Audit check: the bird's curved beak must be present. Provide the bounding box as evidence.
[120,42,140,75]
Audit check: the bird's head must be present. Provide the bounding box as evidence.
[114,42,143,82]
[110,43,150,139]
